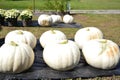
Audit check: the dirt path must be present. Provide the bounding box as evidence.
[70,10,120,14]
[34,10,120,15]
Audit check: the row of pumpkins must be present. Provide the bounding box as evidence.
[38,14,74,26]
[0,27,120,73]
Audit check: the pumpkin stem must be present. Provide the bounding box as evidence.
[86,28,90,31]
[10,41,18,46]
[59,40,68,44]
[50,29,56,34]
[99,39,107,43]
[16,30,23,35]
[98,39,107,55]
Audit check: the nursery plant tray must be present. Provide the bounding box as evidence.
[0,38,120,80]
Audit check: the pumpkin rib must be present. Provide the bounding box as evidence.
[13,46,23,73]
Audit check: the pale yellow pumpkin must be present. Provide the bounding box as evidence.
[38,14,53,26]
[51,14,62,23]
[39,30,67,48]
[63,14,74,23]
[5,30,37,49]
[74,27,103,49]
[43,40,80,71]
[82,39,120,69]
[0,41,34,73]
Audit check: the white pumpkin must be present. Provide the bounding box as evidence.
[43,40,80,71]
[51,14,62,23]
[0,41,34,73]
[74,27,103,49]
[5,30,37,49]
[39,30,67,48]
[82,39,120,69]
[63,14,74,23]
[56,15,62,23]
[38,14,53,26]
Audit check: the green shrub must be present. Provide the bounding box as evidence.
[44,0,70,13]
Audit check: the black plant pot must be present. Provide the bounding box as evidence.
[0,16,5,25]
[22,18,32,27]
[6,18,18,27]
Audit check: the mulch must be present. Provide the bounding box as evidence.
[1,20,82,28]
[0,38,120,80]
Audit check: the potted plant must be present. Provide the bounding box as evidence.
[0,9,6,25]
[5,9,20,27]
[20,9,33,27]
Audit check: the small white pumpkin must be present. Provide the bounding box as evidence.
[56,15,62,23]
[38,14,53,26]
[51,14,62,23]
[43,40,80,71]
[5,30,37,49]
[63,14,74,23]
[39,30,67,48]
[0,41,34,73]
[74,27,103,49]
[82,39,120,69]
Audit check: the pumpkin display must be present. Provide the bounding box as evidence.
[0,41,34,73]
[5,30,37,49]
[51,14,62,23]
[38,14,53,26]
[74,27,103,49]
[43,40,80,71]
[82,39,120,69]
[39,30,67,48]
[63,14,74,24]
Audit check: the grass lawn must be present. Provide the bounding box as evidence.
[0,0,120,10]
[71,0,120,10]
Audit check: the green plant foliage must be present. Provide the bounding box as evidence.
[44,0,70,13]
[20,9,33,20]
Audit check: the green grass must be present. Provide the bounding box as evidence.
[0,0,120,10]
[71,0,120,10]
[0,0,35,9]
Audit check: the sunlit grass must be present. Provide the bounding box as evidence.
[0,0,120,10]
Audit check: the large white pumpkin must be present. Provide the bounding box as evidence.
[43,40,80,71]
[63,14,74,24]
[38,14,53,26]
[39,30,67,48]
[74,27,103,49]
[82,39,120,69]
[0,41,34,73]
[5,30,37,49]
